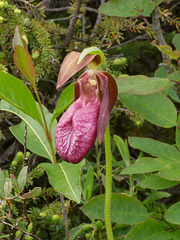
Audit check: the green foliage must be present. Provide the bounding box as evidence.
[0,0,180,239]
[0,0,57,83]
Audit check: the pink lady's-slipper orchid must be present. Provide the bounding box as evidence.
[55,47,118,164]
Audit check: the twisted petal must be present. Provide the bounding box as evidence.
[55,98,100,163]
[56,52,97,89]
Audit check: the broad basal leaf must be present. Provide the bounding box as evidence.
[39,161,85,203]
[0,71,42,125]
[1,100,56,162]
[81,193,148,224]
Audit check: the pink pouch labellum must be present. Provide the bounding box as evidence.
[55,98,100,164]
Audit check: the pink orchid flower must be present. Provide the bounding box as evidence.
[55,49,118,164]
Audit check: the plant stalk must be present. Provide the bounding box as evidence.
[104,122,114,240]
[34,87,57,164]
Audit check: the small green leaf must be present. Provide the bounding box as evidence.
[85,165,94,201]
[39,161,85,203]
[151,40,180,60]
[31,187,41,198]
[159,162,180,181]
[125,218,170,240]
[69,224,92,240]
[12,26,27,50]
[121,157,171,174]
[13,45,36,86]
[142,174,180,189]
[113,135,130,167]
[17,166,28,192]
[10,174,20,194]
[78,46,107,71]
[129,137,180,162]
[143,192,171,206]
[119,92,177,128]
[0,71,42,125]
[4,179,12,198]
[164,202,180,225]
[154,66,168,78]
[81,193,148,224]
[117,76,170,95]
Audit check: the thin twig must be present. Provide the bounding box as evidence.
[43,6,70,12]
[105,35,149,50]
[0,220,43,240]
[60,193,69,240]
[151,0,173,73]
[64,0,82,47]
[23,124,27,167]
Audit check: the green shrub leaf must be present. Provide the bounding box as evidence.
[142,174,180,190]
[81,193,148,224]
[159,162,180,181]
[164,202,180,225]
[125,218,170,240]
[117,76,170,95]
[121,157,171,174]
[119,92,177,128]
[99,0,159,17]
[129,137,180,162]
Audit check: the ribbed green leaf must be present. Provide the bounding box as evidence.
[119,92,177,127]
[39,161,85,203]
[1,100,56,162]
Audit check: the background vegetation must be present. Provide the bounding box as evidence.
[0,0,180,239]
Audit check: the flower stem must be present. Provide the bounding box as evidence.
[34,87,57,164]
[104,122,114,240]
